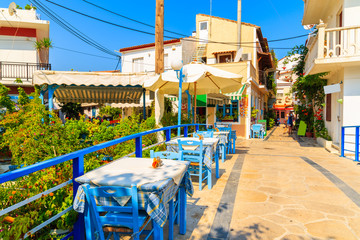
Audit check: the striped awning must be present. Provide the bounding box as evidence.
[224,84,246,100]
[55,86,143,104]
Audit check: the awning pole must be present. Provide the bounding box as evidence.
[194,82,197,124]
[186,90,191,119]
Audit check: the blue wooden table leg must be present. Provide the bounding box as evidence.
[179,187,187,235]
[216,150,219,178]
[207,169,212,189]
[222,144,225,162]
[168,199,174,240]
[153,219,164,240]
[175,191,180,225]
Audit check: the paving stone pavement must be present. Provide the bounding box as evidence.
[174,126,360,240]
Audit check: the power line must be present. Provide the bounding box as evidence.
[30,0,120,57]
[81,0,308,45]
[53,46,118,60]
[82,0,188,38]
[43,0,299,50]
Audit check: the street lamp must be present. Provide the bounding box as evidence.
[171,59,184,136]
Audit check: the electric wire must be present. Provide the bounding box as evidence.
[81,0,309,45]
[43,0,300,50]
[30,0,120,57]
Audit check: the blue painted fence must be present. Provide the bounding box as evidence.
[341,126,360,162]
[0,123,204,239]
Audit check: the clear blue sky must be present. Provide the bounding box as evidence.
[4,0,308,71]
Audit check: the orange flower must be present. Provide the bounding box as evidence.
[9,196,13,199]
[49,192,54,197]
[11,191,16,195]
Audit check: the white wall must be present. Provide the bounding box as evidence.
[343,66,360,152]
[121,43,182,73]
[0,36,37,63]
[343,0,360,26]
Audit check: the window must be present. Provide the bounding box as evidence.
[326,94,332,121]
[218,54,232,63]
[132,58,144,73]
[200,22,208,30]
[281,111,285,119]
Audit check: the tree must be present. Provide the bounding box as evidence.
[41,38,53,64]
[0,83,15,116]
[61,102,84,120]
[34,38,53,64]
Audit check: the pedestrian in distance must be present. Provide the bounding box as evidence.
[288,112,294,135]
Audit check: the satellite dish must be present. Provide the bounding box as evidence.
[8,2,17,16]
[303,24,314,30]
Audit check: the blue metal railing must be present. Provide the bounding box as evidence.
[341,126,360,162]
[0,123,205,239]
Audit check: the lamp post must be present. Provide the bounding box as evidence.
[171,59,184,136]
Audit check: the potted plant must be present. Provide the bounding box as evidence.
[222,115,234,122]
[216,110,223,121]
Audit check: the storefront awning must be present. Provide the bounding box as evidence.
[33,70,154,104]
[224,84,246,100]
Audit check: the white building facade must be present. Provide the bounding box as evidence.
[0,7,49,96]
[302,0,360,150]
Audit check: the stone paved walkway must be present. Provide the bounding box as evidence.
[175,126,360,240]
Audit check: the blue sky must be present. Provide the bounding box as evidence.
[4,0,308,71]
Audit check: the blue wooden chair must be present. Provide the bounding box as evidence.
[150,150,182,240]
[251,124,264,139]
[217,127,232,156]
[82,184,157,240]
[193,131,214,138]
[150,150,183,161]
[177,139,211,191]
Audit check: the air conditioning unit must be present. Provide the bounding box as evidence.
[241,53,251,61]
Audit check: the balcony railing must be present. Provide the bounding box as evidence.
[305,22,360,73]
[0,62,51,82]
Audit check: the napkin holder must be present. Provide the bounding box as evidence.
[152,157,163,168]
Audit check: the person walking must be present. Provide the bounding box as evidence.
[288,112,294,135]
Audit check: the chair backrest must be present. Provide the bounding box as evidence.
[217,127,231,132]
[83,184,140,240]
[150,150,183,161]
[193,131,214,138]
[230,130,237,139]
[177,139,203,162]
[252,124,262,132]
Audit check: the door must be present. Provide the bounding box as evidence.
[333,92,341,145]
[199,21,208,44]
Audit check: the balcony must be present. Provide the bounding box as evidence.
[305,23,360,75]
[0,62,51,85]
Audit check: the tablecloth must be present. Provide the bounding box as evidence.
[73,158,193,227]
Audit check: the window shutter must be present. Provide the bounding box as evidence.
[326,94,331,121]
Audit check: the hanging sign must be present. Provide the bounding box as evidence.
[324,84,341,94]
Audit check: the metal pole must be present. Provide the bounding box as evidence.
[194,82,197,124]
[142,88,146,120]
[48,85,54,111]
[341,127,345,157]
[177,68,183,136]
[355,127,359,162]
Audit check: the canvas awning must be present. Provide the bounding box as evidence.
[224,84,247,100]
[33,70,154,104]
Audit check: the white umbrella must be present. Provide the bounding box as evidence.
[144,63,243,125]
[144,63,243,95]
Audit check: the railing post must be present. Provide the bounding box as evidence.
[26,63,29,82]
[317,20,327,59]
[355,127,359,162]
[135,136,142,158]
[0,62,2,80]
[165,129,171,142]
[195,124,199,132]
[73,155,85,240]
[184,126,188,137]
[341,127,345,157]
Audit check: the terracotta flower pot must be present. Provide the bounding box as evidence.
[305,132,313,138]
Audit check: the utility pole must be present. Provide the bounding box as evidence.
[155,0,164,74]
[237,0,242,50]
[154,0,165,126]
